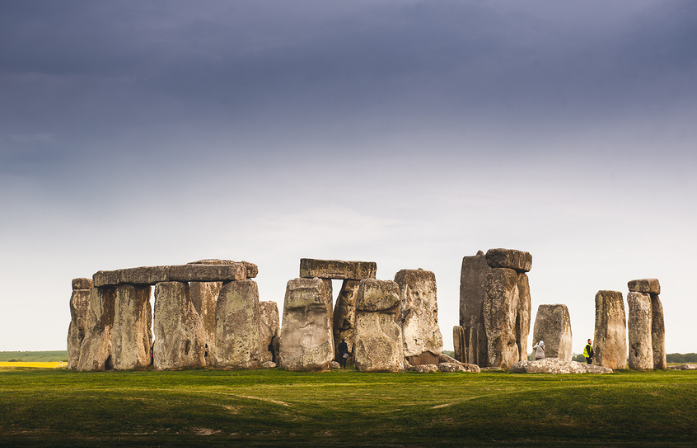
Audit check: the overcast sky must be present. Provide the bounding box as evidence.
[2,0,696,354]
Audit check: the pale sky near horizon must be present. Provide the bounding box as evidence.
[1,1,696,354]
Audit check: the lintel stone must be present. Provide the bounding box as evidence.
[72,278,93,290]
[485,248,532,272]
[628,278,660,295]
[299,258,376,280]
[169,263,246,282]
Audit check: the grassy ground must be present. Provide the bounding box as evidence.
[0,367,695,447]
[0,351,68,362]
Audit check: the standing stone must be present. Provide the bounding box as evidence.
[532,304,573,361]
[189,281,222,364]
[483,268,521,368]
[516,273,532,362]
[460,251,491,366]
[353,279,404,372]
[627,291,654,371]
[279,278,334,370]
[453,326,467,363]
[215,279,261,369]
[395,269,443,365]
[112,284,152,370]
[258,301,280,363]
[333,280,360,364]
[67,279,93,370]
[593,290,627,370]
[77,286,116,371]
[651,294,667,370]
[153,282,206,370]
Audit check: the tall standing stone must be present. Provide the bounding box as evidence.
[77,286,116,371]
[453,326,467,363]
[651,294,667,370]
[353,279,404,372]
[214,279,261,369]
[258,301,280,363]
[483,268,521,368]
[460,251,491,366]
[532,304,572,361]
[395,269,443,365]
[333,279,360,363]
[153,281,206,370]
[593,290,627,370]
[189,281,222,364]
[627,291,654,371]
[67,278,92,370]
[112,284,152,370]
[516,272,532,362]
[279,278,334,370]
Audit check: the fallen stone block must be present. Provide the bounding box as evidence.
[593,290,627,370]
[532,304,573,361]
[395,269,443,362]
[628,278,660,295]
[279,278,334,370]
[627,291,653,371]
[300,258,376,280]
[112,284,152,370]
[510,358,613,374]
[485,248,532,272]
[215,279,261,369]
[667,364,697,370]
[77,286,116,371]
[329,361,341,369]
[261,361,276,368]
[410,364,439,373]
[170,263,246,282]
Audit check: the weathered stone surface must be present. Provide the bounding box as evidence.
[483,268,526,369]
[214,279,261,368]
[329,361,341,369]
[72,278,93,290]
[593,290,627,370]
[395,269,443,362]
[453,326,467,363]
[627,292,653,371]
[354,279,403,372]
[333,280,360,364]
[439,362,466,372]
[67,287,91,370]
[258,301,280,363]
[112,284,152,370]
[407,351,440,366]
[410,364,439,373]
[189,281,222,365]
[511,358,613,374]
[187,259,258,278]
[93,270,119,288]
[77,286,117,371]
[300,258,376,280]
[118,266,170,285]
[459,251,491,366]
[153,282,206,370]
[668,364,697,370]
[279,278,334,370]
[261,361,276,368]
[485,248,532,272]
[628,278,660,295]
[517,273,531,362]
[170,264,246,282]
[651,294,667,370]
[532,304,573,361]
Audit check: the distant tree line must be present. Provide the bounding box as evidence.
[666,353,697,363]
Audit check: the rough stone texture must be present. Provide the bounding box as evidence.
[170,264,246,283]
[651,294,667,370]
[333,280,360,364]
[187,259,258,279]
[353,279,404,372]
[93,270,119,288]
[189,281,222,365]
[67,286,91,370]
[439,362,466,372]
[453,326,467,363]
[72,278,93,290]
[111,284,152,370]
[532,304,573,361]
[261,361,276,368]
[483,268,531,369]
[628,278,661,295]
[279,278,334,370]
[668,364,697,370]
[214,279,261,369]
[593,290,627,370]
[299,258,376,280]
[511,358,613,374]
[153,282,206,370]
[485,248,532,272]
[459,251,491,366]
[258,301,280,363]
[395,269,443,363]
[77,286,117,371]
[118,266,170,285]
[627,291,654,371]
[93,262,253,287]
[410,364,439,373]
[329,361,341,369]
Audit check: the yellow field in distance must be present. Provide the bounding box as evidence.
[0,362,66,368]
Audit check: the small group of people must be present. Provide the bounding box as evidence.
[532,338,595,364]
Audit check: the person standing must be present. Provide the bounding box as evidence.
[338,339,349,368]
[584,339,595,364]
[533,341,545,360]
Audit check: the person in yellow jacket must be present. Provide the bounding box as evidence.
[583,339,595,364]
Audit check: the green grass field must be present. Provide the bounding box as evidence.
[0,351,68,362]
[1,368,695,447]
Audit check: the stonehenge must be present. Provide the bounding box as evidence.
[532,304,572,361]
[67,278,92,370]
[593,290,627,370]
[627,279,666,370]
